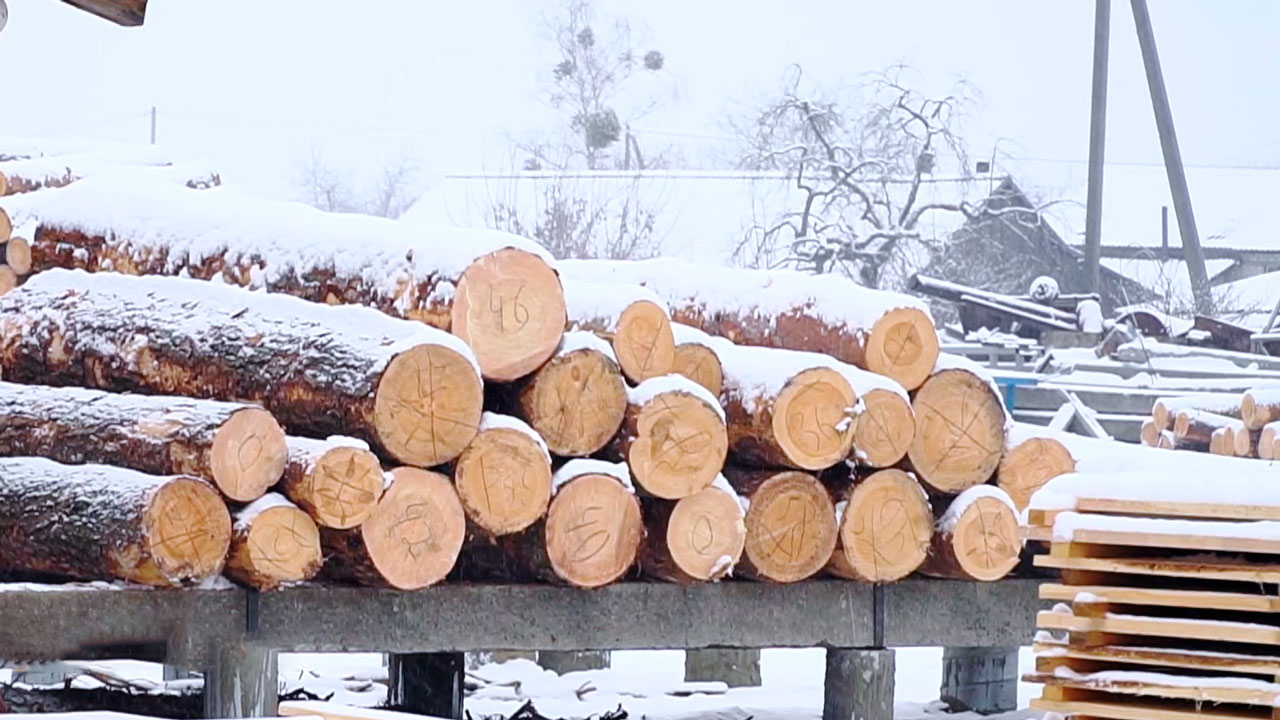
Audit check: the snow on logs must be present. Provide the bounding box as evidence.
[0,270,484,467]
[224,493,322,591]
[560,257,941,391]
[510,332,627,457]
[826,468,933,582]
[639,476,747,583]
[0,457,231,586]
[919,486,1021,582]
[27,177,567,381]
[0,382,287,502]
[450,413,553,537]
[669,323,724,397]
[563,277,675,384]
[907,356,1009,495]
[1151,393,1242,431]
[725,468,838,583]
[320,467,466,590]
[605,375,728,499]
[280,436,385,529]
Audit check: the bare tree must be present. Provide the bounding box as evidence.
[489,176,659,260]
[294,150,420,219]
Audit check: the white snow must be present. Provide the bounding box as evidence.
[628,374,726,421]
[716,341,857,415]
[937,485,1018,534]
[563,276,668,329]
[552,458,634,493]
[710,473,749,513]
[234,492,299,531]
[1052,511,1280,544]
[670,321,716,348]
[556,329,618,363]
[480,411,551,461]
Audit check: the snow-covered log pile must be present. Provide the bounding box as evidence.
[1023,469,1280,719]
[1143,389,1280,459]
[0,147,222,196]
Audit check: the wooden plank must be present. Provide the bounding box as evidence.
[1034,553,1280,584]
[1033,687,1272,720]
[1059,529,1280,556]
[1035,645,1280,677]
[279,701,453,720]
[1030,672,1280,707]
[1040,583,1280,613]
[1027,499,1280,528]
[1037,610,1280,645]
[1022,525,1052,543]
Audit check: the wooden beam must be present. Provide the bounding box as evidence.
[60,0,147,27]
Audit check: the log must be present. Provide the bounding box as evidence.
[826,468,932,582]
[224,493,322,591]
[670,322,724,397]
[907,358,1008,495]
[1233,426,1264,458]
[6,235,30,275]
[452,412,552,537]
[0,381,288,502]
[0,266,14,296]
[996,437,1076,511]
[0,270,484,467]
[840,365,915,469]
[1139,419,1160,447]
[725,468,838,583]
[718,343,857,471]
[1260,422,1280,461]
[0,206,10,242]
[1152,393,1242,430]
[559,258,940,390]
[605,375,728,499]
[1173,410,1241,446]
[1242,389,1280,430]
[280,436,385,529]
[563,277,675,384]
[639,476,747,583]
[320,467,466,590]
[512,332,627,457]
[0,457,230,586]
[1209,427,1231,455]
[29,178,566,381]
[1157,430,1178,450]
[919,486,1021,582]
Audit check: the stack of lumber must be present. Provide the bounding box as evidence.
[1144,390,1280,459]
[1023,471,1280,720]
[0,175,1047,593]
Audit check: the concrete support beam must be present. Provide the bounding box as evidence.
[539,650,611,674]
[940,646,1019,713]
[202,642,277,719]
[684,649,761,687]
[388,653,464,719]
[823,648,895,720]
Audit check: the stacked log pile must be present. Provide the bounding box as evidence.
[0,177,1068,593]
[1141,390,1280,459]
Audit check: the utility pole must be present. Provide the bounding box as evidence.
[150,106,157,145]
[1130,0,1210,314]
[1083,0,1111,295]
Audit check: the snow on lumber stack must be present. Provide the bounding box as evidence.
[669,322,723,397]
[639,476,746,583]
[225,493,322,591]
[724,468,837,583]
[826,468,932,582]
[27,177,567,381]
[0,457,231,586]
[908,355,1009,495]
[563,277,675,384]
[0,270,484,467]
[1151,393,1242,431]
[559,257,941,390]
[1027,469,1280,517]
[450,412,552,537]
[920,486,1020,581]
[997,436,1077,511]
[280,436,385,530]
[1242,389,1280,430]
[320,467,466,590]
[0,381,287,502]
[717,343,857,471]
[508,331,627,457]
[605,374,727,499]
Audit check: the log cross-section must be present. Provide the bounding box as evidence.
[280,436,385,529]
[511,333,627,457]
[607,375,728,499]
[908,364,1007,495]
[826,468,933,582]
[451,413,552,537]
[727,468,837,583]
[225,494,323,591]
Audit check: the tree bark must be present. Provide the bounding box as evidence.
[0,457,230,586]
[639,480,746,583]
[450,412,552,537]
[907,364,1007,495]
[1173,410,1241,446]
[279,436,385,529]
[564,277,675,384]
[509,333,627,457]
[320,467,466,590]
[30,180,566,381]
[725,468,837,583]
[920,487,1021,582]
[0,269,483,467]
[996,436,1077,511]
[0,380,288,502]
[224,494,322,591]
[825,468,932,582]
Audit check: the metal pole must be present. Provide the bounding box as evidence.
[1130,0,1211,313]
[150,106,157,145]
[1161,205,1169,251]
[1084,0,1111,295]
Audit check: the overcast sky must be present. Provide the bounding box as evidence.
[1,1,1276,203]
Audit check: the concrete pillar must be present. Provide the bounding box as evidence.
[539,650,610,674]
[823,648,894,720]
[203,643,277,719]
[684,649,761,687]
[388,652,464,719]
[939,646,1019,714]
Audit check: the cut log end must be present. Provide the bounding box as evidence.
[6,236,30,275]
[628,392,728,499]
[772,367,857,470]
[451,247,567,381]
[1139,419,1160,447]
[828,469,932,582]
[520,349,627,457]
[300,446,385,529]
[140,477,233,584]
[0,172,8,200]
[360,467,466,590]
[852,388,915,468]
[1260,425,1278,461]
[0,205,10,240]
[1151,400,1173,431]
[209,408,288,502]
[1242,392,1280,431]
[227,505,322,591]
[612,300,676,383]
[545,473,643,588]
[742,471,837,583]
[666,486,747,581]
[373,343,483,467]
[454,427,553,536]
[908,369,1006,494]
[0,265,17,296]
[938,496,1021,582]
[1209,427,1230,455]
[996,437,1076,511]
[864,307,940,391]
[671,343,723,397]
